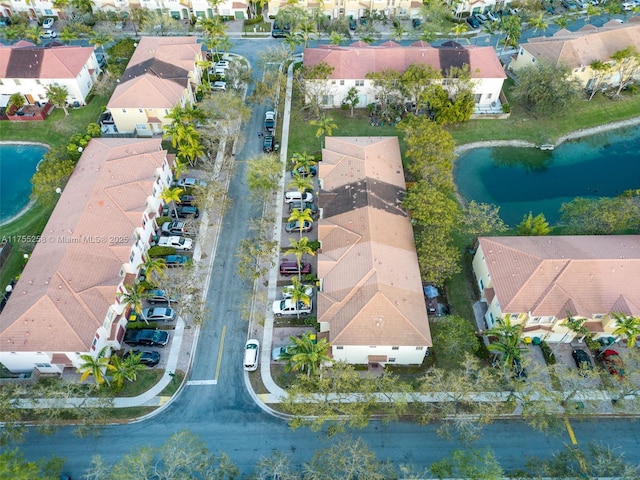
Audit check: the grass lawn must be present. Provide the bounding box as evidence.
[0,94,109,289]
[448,79,640,145]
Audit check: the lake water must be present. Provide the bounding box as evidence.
[454,125,640,226]
[0,143,48,223]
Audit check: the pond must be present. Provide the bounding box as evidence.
[454,125,640,226]
[0,143,48,224]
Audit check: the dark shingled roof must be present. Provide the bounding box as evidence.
[320,179,407,220]
[121,58,189,88]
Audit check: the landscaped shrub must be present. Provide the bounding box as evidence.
[156,216,172,226]
[539,340,556,365]
[147,246,175,257]
[243,15,264,26]
[126,321,158,329]
[585,336,601,354]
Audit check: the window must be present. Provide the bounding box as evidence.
[369,346,377,349]
[129,251,135,263]
[487,93,492,99]
[45,8,53,14]
[340,80,344,85]
[122,109,127,113]
[355,80,364,87]
[392,346,399,350]
[532,57,536,63]
[416,346,423,350]
[35,79,41,85]
[331,80,336,85]
[139,109,143,113]
[136,123,149,131]
[35,363,52,368]
[388,358,396,362]
[593,314,603,319]
[14,79,21,86]
[511,313,519,320]
[336,346,343,350]
[321,95,334,106]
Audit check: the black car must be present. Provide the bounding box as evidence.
[172,205,200,219]
[572,349,593,371]
[177,194,196,206]
[263,135,274,153]
[124,350,161,367]
[412,18,422,28]
[348,17,357,30]
[124,329,169,347]
[466,16,480,28]
[288,201,318,216]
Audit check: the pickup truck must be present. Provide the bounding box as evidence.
[264,111,276,132]
[157,236,193,251]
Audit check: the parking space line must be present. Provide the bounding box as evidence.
[214,325,226,382]
[564,417,578,445]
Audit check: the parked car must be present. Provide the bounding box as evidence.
[142,307,176,322]
[288,201,318,216]
[42,17,55,29]
[244,339,260,371]
[473,13,488,24]
[272,298,313,317]
[263,135,274,153]
[124,329,169,347]
[161,221,189,236]
[172,205,200,219]
[572,349,593,372]
[177,194,197,206]
[147,289,178,304]
[272,345,295,361]
[209,67,226,78]
[163,254,190,267]
[486,11,500,22]
[285,220,312,233]
[211,81,227,91]
[271,21,291,38]
[264,111,276,132]
[284,191,314,203]
[291,165,317,177]
[465,16,480,28]
[562,0,578,9]
[157,236,192,251]
[40,30,57,39]
[124,350,161,367]
[282,284,314,299]
[0,17,12,26]
[176,177,206,188]
[412,18,422,28]
[601,349,625,378]
[279,260,312,276]
[348,17,357,30]
[215,60,230,70]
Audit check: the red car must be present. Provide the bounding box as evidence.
[601,349,625,379]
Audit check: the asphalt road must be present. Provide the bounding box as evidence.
[12,37,640,477]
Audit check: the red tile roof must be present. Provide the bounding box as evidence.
[303,41,506,80]
[0,42,94,79]
[0,139,168,353]
[479,235,640,318]
[318,137,431,347]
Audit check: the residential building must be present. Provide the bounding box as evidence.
[0,138,173,375]
[0,41,101,107]
[106,36,203,136]
[267,0,423,20]
[303,41,506,112]
[473,235,640,343]
[450,0,514,16]
[316,136,432,366]
[509,18,640,90]
[0,0,247,20]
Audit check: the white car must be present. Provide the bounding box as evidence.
[215,60,230,70]
[244,339,259,371]
[40,30,57,39]
[284,191,314,203]
[42,17,55,29]
[141,307,176,322]
[157,236,193,251]
[211,81,227,91]
[282,284,314,299]
[272,299,313,317]
[176,177,206,188]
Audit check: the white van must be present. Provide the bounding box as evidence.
[284,191,314,203]
[244,339,260,371]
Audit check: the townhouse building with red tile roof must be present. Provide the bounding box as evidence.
[0,41,101,107]
[472,235,640,343]
[317,136,432,365]
[509,17,640,90]
[0,138,173,374]
[106,37,203,136]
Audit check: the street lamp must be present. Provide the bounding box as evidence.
[55,187,62,194]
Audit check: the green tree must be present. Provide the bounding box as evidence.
[287,173,314,196]
[119,283,151,323]
[7,92,25,114]
[128,6,149,36]
[287,332,331,377]
[559,195,640,234]
[138,255,167,286]
[342,86,360,117]
[528,12,548,33]
[287,207,314,239]
[328,31,345,45]
[390,18,407,42]
[450,22,468,41]
[586,59,613,100]
[461,201,508,243]
[89,31,113,54]
[160,186,183,219]
[499,15,522,55]
[403,181,459,229]
[611,46,640,97]
[285,276,312,319]
[246,155,283,203]
[109,353,145,391]
[512,61,582,116]
[415,228,460,287]
[177,140,205,167]
[611,313,640,347]
[291,151,317,175]
[77,346,116,386]
[401,63,441,114]
[299,61,335,118]
[0,449,65,480]
[486,317,526,368]
[45,84,70,115]
[58,26,79,44]
[431,447,504,480]
[30,148,76,204]
[366,68,402,114]
[516,212,552,235]
[431,315,480,368]
[285,236,316,280]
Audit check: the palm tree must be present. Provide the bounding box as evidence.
[138,256,167,285]
[611,313,640,347]
[177,141,205,167]
[77,346,115,386]
[160,186,183,219]
[45,84,70,115]
[291,151,317,176]
[90,32,113,55]
[309,115,337,149]
[7,93,25,115]
[486,316,525,368]
[286,332,331,377]
[450,22,468,42]
[285,236,316,280]
[528,13,548,34]
[391,20,407,42]
[173,158,189,180]
[328,31,344,45]
[286,276,312,319]
[110,353,147,390]
[287,173,314,197]
[288,208,314,239]
[119,283,151,323]
[296,19,317,48]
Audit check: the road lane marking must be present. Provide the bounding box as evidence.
[214,325,226,382]
[187,380,218,385]
[564,417,578,445]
